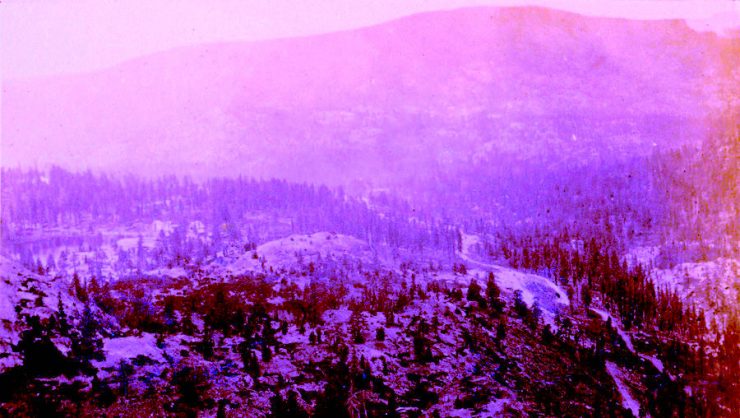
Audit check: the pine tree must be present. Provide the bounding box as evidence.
[467,279,482,303]
[72,273,88,302]
[350,309,367,344]
[56,297,70,336]
[14,315,70,377]
[270,390,309,418]
[45,254,56,273]
[513,290,529,319]
[70,304,103,373]
[197,328,215,360]
[239,343,260,379]
[527,302,542,330]
[542,324,554,344]
[376,326,386,342]
[172,365,211,412]
[117,360,133,397]
[486,273,504,315]
[496,320,507,342]
[580,285,592,308]
[88,276,101,299]
[261,344,272,363]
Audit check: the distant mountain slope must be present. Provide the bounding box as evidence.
[3,7,737,185]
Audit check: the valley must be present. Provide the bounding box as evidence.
[1,4,738,417]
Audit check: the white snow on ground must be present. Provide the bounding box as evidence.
[625,246,660,267]
[0,255,84,372]
[0,277,18,324]
[264,356,300,379]
[493,268,569,313]
[652,258,739,328]
[322,306,353,324]
[0,260,24,370]
[95,333,165,368]
[459,233,569,318]
[482,398,511,416]
[0,256,32,323]
[591,308,634,352]
[642,355,664,373]
[592,307,667,375]
[0,269,23,371]
[606,361,640,417]
[279,327,311,345]
[145,266,187,278]
[225,232,375,274]
[0,353,21,371]
[116,236,156,251]
[460,233,482,257]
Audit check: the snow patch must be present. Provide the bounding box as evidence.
[226,232,374,274]
[606,361,640,417]
[652,258,739,328]
[96,333,164,368]
[591,308,634,353]
[459,233,569,318]
[641,354,664,373]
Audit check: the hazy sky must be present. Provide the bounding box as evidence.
[2,0,738,80]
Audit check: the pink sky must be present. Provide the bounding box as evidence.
[1,0,738,80]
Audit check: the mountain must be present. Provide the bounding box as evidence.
[3,7,737,187]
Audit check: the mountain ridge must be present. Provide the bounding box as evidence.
[3,6,737,185]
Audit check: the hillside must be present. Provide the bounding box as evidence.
[2,234,718,416]
[224,232,377,275]
[653,258,740,328]
[1,164,738,415]
[3,7,737,186]
[0,256,86,372]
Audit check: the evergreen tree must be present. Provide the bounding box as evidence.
[269,391,308,418]
[350,309,367,344]
[172,365,211,413]
[72,273,88,302]
[580,285,592,308]
[486,273,504,315]
[513,290,529,319]
[376,326,386,342]
[14,315,71,377]
[467,279,482,303]
[70,304,103,373]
